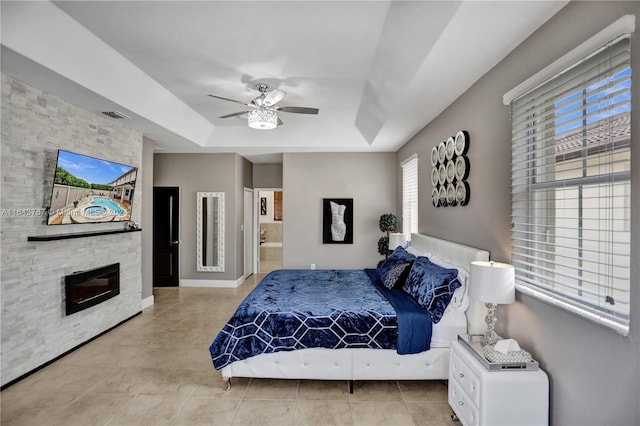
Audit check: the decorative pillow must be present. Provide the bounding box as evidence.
[402,256,462,323]
[428,254,470,313]
[377,247,416,289]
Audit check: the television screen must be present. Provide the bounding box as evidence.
[47,150,138,225]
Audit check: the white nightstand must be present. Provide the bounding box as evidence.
[449,335,549,426]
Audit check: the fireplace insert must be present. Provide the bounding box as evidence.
[65,263,120,315]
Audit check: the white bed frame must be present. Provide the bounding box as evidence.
[221,234,489,389]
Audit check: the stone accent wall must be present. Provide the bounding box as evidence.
[0,75,143,386]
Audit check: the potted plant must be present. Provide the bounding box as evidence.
[377,213,398,259]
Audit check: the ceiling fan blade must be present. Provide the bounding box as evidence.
[208,94,248,106]
[218,111,248,119]
[277,117,284,126]
[264,89,287,106]
[276,106,319,115]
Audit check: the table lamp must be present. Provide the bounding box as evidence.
[469,261,515,345]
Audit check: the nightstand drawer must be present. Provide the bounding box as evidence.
[450,349,481,406]
[449,377,479,426]
[449,338,549,426]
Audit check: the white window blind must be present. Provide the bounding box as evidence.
[510,35,631,335]
[402,155,418,235]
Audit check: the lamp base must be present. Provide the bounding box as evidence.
[483,302,499,346]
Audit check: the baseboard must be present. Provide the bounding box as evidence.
[180,277,244,288]
[141,295,154,309]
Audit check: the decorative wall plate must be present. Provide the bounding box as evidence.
[447,184,457,206]
[431,146,439,166]
[439,186,447,206]
[456,181,470,205]
[438,164,447,185]
[445,137,456,160]
[455,156,470,181]
[431,167,439,187]
[446,160,456,183]
[432,187,440,207]
[437,141,446,164]
[454,130,469,156]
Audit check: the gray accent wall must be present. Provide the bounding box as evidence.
[153,153,251,282]
[397,2,640,424]
[253,163,283,188]
[283,152,396,269]
[0,75,143,386]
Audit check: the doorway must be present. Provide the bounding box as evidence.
[257,189,283,274]
[153,186,180,287]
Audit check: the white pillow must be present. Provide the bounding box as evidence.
[406,245,430,258]
[427,253,470,313]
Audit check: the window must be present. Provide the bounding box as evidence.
[509,33,631,335]
[401,154,418,235]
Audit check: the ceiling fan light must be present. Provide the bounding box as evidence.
[248,108,277,130]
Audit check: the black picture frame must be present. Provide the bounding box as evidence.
[260,197,267,215]
[322,198,353,244]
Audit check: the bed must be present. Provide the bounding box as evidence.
[209,233,489,390]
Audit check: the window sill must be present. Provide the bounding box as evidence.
[516,283,629,337]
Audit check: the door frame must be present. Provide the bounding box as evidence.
[254,187,283,273]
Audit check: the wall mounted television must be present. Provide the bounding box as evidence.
[47,150,138,225]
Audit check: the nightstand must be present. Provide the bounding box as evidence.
[448,335,549,425]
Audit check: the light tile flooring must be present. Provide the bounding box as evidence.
[1,274,457,426]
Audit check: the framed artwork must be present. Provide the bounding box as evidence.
[322,198,353,244]
[260,197,267,215]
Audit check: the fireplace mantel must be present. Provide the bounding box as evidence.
[27,228,141,242]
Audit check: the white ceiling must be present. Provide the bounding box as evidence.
[1,1,567,163]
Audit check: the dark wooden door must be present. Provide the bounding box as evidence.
[153,187,180,287]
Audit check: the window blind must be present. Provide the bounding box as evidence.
[402,155,419,235]
[510,35,631,334]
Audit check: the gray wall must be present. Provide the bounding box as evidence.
[0,75,143,385]
[283,152,396,269]
[254,163,283,188]
[397,2,640,424]
[153,153,249,282]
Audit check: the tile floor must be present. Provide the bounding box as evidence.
[1,274,457,426]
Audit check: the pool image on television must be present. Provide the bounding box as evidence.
[47,150,138,225]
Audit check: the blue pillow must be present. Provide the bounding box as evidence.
[377,247,416,289]
[402,256,461,323]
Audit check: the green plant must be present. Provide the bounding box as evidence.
[378,213,398,258]
[377,236,389,256]
[379,214,399,233]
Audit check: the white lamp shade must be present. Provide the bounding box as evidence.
[469,261,515,304]
[388,233,408,250]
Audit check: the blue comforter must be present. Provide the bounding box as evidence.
[210,269,432,370]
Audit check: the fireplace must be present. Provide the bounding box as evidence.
[65,263,120,315]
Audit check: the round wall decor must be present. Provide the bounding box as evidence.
[455,156,470,181]
[430,130,470,208]
[437,141,446,164]
[454,130,469,156]
[432,187,440,207]
[445,136,456,160]
[456,181,470,206]
[431,146,439,166]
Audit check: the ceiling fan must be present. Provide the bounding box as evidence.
[208,83,319,130]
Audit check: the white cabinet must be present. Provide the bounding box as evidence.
[448,339,549,426]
